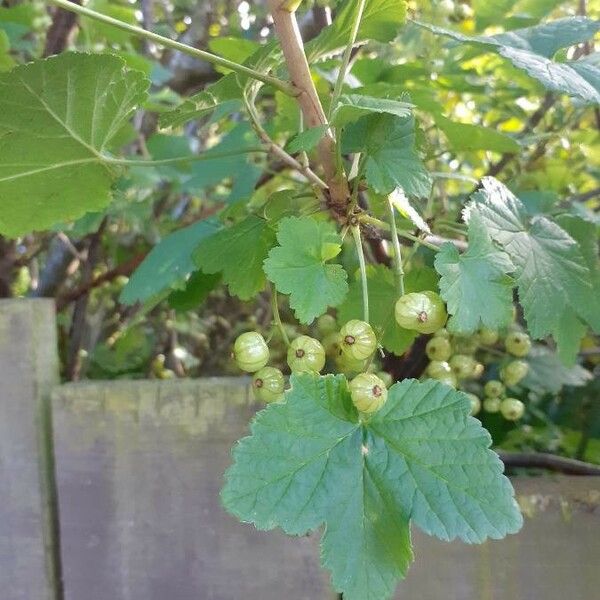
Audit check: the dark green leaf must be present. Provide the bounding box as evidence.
[523,347,592,394]
[285,125,329,153]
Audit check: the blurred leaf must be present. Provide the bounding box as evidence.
[435,116,520,153]
[0,53,149,237]
[120,219,220,305]
[523,347,592,394]
[168,271,222,312]
[331,94,413,127]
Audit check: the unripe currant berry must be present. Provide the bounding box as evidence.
[484,379,505,399]
[426,336,452,361]
[322,332,342,358]
[478,327,499,346]
[505,332,532,357]
[500,360,529,387]
[472,362,485,379]
[349,373,388,414]
[287,335,326,374]
[465,393,481,416]
[449,354,477,379]
[252,367,285,403]
[483,397,501,413]
[335,351,369,375]
[437,374,458,388]
[438,0,455,17]
[427,360,452,379]
[375,371,394,388]
[340,320,377,361]
[233,332,269,373]
[455,2,474,19]
[452,334,480,355]
[434,327,450,339]
[394,291,447,334]
[500,398,525,421]
[317,314,337,336]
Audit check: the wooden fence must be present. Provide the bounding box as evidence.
[1,299,599,600]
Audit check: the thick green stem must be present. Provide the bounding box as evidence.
[329,0,367,120]
[351,226,369,323]
[270,284,290,347]
[387,196,405,296]
[48,0,297,96]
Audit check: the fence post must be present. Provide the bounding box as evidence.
[0,299,62,600]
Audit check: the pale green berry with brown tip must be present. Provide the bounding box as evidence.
[500,398,525,421]
[466,393,481,416]
[287,335,325,374]
[335,351,369,376]
[449,354,477,379]
[484,379,505,399]
[340,319,377,361]
[252,367,285,403]
[233,332,269,373]
[501,360,529,387]
[483,397,501,413]
[426,337,452,361]
[452,334,480,355]
[394,291,447,334]
[349,373,388,414]
[505,332,532,357]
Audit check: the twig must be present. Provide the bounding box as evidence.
[47,0,297,96]
[351,226,369,322]
[387,196,405,296]
[498,452,600,476]
[267,0,350,208]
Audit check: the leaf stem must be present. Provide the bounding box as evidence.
[351,226,369,323]
[47,0,297,96]
[270,284,290,347]
[106,147,268,167]
[387,196,405,296]
[359,214,440,251]
[329,0,367,121]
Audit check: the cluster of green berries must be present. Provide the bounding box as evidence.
[232,288,531,423]
[424,324,531,421]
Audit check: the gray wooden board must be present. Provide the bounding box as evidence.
[0,300,59,600]
[51,377,600,600]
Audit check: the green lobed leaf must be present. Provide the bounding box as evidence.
[523,347,592,394]
[194,214,276,301]
[435,210,515,335]
[470,177,597,362]
[338,265,438,356]
[285,124,329,154]
[0,53,149,237]
[342,113,432,196]
[331,94,413,128]
[306,0,407,61]
[222,374,522,600]
[435,115,520,154]
[415,18,600,104]
[120,219,220,305]
[167,271,222,312]
[263,217,348,324]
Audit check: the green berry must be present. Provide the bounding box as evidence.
[449,354,476,379]
[478,327,499,346]
[335,351,369,375]
[505,332,532,357]
[252,367,285,403]
[484,379,505,399]
[427,360,452,379]
[322,332,342,358]
[375,371,394,388]
[439,0,455,17]
[452,334,480,355]
[349,373,388,414]
[434,328,450,339]
[287,335,326,374]
[436,373,458,388]
[472,362,485,379]
[233,332,269,373]
[466,393,481,416]
[340,320,377,361]
[500,398,525,421]
[483,397,501,413]
[394,291,447,334]
[455,2,474,19]
[317,314,337,336]
[500,360,529,387]
[426,337,452,361]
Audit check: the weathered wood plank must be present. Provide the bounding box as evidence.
[0,299,60,600]
[51,378,600,600]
